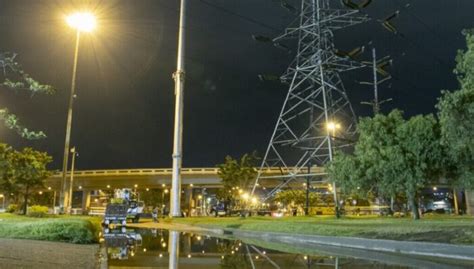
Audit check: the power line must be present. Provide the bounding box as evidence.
[198,0,281,32]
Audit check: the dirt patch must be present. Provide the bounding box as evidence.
[0,238,100,269]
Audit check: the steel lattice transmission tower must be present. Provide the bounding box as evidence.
[252,0,369,200]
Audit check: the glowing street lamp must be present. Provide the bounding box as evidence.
[60,11,97,211]
[327,121,341,136]
[66,12,96,32]
[251,197,258,205]
[0,194,4,210]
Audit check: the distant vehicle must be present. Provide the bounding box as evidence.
[104,189,145,226]
[210,202,227,217]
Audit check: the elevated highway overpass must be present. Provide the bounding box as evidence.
[42,167,473,216]
[43,167,327,213]
[45,167,327,191]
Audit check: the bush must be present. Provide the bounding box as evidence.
[0,218,98,244]
[6,204,18,213]
[27,205,49,218]
[110,198,124,204]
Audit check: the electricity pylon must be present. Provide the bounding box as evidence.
[252,1,369,202]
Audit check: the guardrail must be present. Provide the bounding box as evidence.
[50,167,318,177]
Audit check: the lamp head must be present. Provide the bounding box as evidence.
[66,12,96,32]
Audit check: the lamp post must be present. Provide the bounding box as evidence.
[0,194,4,210]
[327,121,341,218]
[67,147,79,213]
[170,0,187,218]
[60,12,96,211]
[162,188,169,216]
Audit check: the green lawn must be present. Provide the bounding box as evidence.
[0,213,102,244]
[167,215,474,245]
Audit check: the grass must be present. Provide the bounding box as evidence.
[167,215,474,245]
[0,213,102,244]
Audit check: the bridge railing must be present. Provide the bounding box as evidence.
[51,167,221,177]
[49,167,322,177]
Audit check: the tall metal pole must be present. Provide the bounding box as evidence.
[372,48,379,114]
[68,147,77,213]
[60,30,80,210]
[170,0,187,218]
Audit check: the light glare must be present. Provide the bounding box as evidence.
[66,12,96,32]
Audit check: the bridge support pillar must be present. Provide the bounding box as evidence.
[82,190,90,213]
[184,187,193,216]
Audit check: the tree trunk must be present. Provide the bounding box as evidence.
[23,186,29,215]
[408,192,419,220]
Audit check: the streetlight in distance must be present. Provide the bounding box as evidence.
[0,194,4,210]
[60,12,96,211]
[327,121,341,137]
[326,120,341,218]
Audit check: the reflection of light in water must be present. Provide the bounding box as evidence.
[168,231,180,269]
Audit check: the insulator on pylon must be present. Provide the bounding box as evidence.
[273,42,291,53]
[334,46,364,60]
[341,0,372,9]
[281,1,297,14]
[252,35,272,43]
[382,11,400,33]
[258,74,280,82]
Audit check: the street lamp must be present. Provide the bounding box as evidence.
[60,12,96,210]
[67,147,79,213]
[170,0,187,218]
[326,121,341,218]
[162,188,169,213]
[0,194,4,210]
[327,121,341,137]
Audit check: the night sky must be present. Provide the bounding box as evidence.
[0,0,472,170]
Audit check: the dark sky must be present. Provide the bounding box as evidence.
[0,0,473,170]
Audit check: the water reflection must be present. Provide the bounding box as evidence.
[102,229,472,269]
[103,228,142,260]
[169,230,179,269]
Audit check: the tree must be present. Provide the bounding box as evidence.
[0,143,16,198]
[140,189,165,208]
[9,147,52,214]
[437,29,474,188]
[0,52,54,139]
[216,152,258,203]
[274,190,332,207]
[328,110,444,219]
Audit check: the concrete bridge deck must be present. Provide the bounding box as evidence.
[45,167,327,190]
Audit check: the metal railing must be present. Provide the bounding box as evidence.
[50,167,307,177]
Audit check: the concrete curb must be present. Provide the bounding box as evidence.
[227,229,474,262]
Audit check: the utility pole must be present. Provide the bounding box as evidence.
[360,48,392,114]
[170,0,187,218]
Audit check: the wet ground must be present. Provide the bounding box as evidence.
[103,229,474,269]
